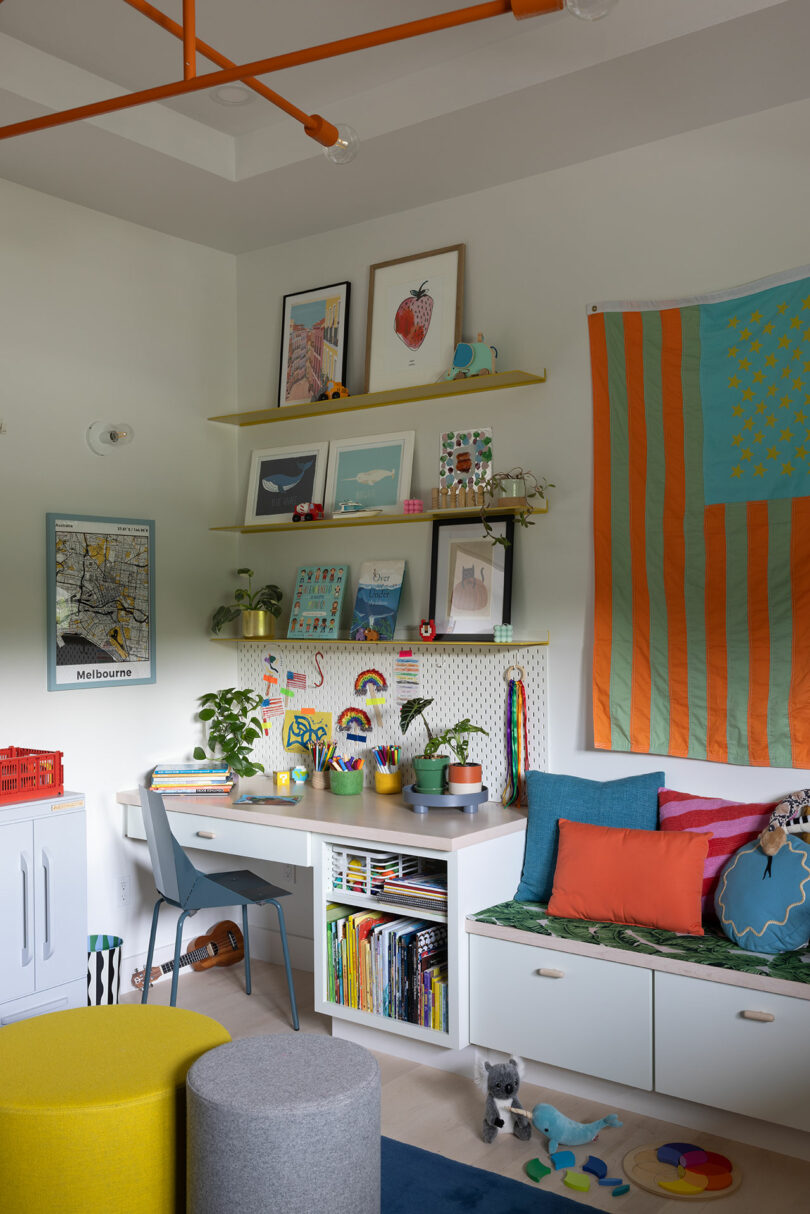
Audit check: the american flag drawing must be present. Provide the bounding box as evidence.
[287,671,307,689]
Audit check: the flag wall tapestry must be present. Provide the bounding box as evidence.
[589,267,810,768]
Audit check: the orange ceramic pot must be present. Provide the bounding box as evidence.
[447,763,482,795]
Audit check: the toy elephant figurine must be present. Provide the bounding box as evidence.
[441,333,498,380]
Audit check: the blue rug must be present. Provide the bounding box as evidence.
[381,1137,588,1212]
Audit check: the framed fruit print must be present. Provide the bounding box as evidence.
[364,245,465,393]
[428,515,514,640]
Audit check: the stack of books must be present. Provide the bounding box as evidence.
[150,762,234,796]
[325,905,448,1032]
[375,871,448,912]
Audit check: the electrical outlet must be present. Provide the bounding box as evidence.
[119,876,130,905]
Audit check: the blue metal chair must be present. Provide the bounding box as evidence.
[137,785,299,1029]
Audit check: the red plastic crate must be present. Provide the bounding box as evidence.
[0,747,64,804]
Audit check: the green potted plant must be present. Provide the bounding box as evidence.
[399,697,450,794]
[212,568,283,638]
[478,467,553,545]
[193,686,265,778]
[430,718,489,794]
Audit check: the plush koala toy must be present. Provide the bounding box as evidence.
[476,1056,532,1144]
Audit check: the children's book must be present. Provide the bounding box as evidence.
[288,564,348,639]
[350,560,406,642]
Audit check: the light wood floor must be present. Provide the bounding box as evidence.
[122,960,810,1212]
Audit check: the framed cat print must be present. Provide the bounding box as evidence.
[428,515,514,640]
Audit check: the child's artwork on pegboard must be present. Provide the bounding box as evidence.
[350,560,405,641]
[439,428,493,490]
[282,709,332,752]
[288,565,347,638]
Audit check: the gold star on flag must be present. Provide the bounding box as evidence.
[740,328,752,340]
[751,310,763,324]
[728,346,738,358]
[768,446,779,459]
[796,446,807,460]
[732,434,743,446]
[803,295,810,309]
[731,466,742,478]
[778,303,788,314]
[742,389,754,401]
[764,322,776,334]
[794,378,805,390]
[782,367,792,379]
[739,358,751,371]
[780,395,793,408]
[754,463,765,476]
[796,410,807,424]
[750,340,762,353]
[766,355,777,367]
[753,371,764,382]
[754,431,764,443]
[756,401,766,413]
[781,428,794,441]
[766,414,776,427]
[741,449,752,460]
[743,417,754,429]
[782,462,794,475]
[779,336,792,349]
[728,317,739,328]
[732,404,744,416]
[729,375,741,388]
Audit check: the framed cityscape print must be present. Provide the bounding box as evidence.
[364,244,464,392]
[244,441,329,525]
[277,280,350,407]
[46,513,156,690]
[428,515,514,640]
[324,431,414,515]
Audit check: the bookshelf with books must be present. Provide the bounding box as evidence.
[313,830,524,1051]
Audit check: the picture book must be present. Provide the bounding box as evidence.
[350,559,406,642]
[288,564,348,639]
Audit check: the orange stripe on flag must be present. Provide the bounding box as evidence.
[746,501,770,765]
[789,496,810,765]
[659,309,690,756]
[703,504,728,764]
[624,313,651,752]
[589,312,613,750]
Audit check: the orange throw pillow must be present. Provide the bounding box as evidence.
[548,819,710,935]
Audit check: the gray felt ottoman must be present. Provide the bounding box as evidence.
[186,1033,381,1214]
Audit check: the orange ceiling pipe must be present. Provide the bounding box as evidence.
[121,0,336,146]
[182,0,195,80]
[0,0,565,144]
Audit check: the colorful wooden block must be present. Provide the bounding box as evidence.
[550,1150,576,1171]
[598,1177,623,1186]
[612,1184,630,1196]
[524,1158,551,1183]
[564,1171,591,1192]
[657,1141,701,1167]
[583,1155,608,1179]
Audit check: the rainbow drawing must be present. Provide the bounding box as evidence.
[338,707,372,734]
[354,668,388,695]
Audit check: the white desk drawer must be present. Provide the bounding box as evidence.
[655,972,810,1131]
[469,934,653,1090]
[125,804,311,867]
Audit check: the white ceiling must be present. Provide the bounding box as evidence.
[0,0,804,252]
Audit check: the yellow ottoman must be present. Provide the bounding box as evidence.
[0,1004,230,1214]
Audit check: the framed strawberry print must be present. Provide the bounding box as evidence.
[364,244,465,393]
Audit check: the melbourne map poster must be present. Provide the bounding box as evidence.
[46,514,155,690]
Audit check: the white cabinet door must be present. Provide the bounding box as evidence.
[35,811,87,992]
[0,819,36,1005]
[470,934,654,1090]
[655,971,810,1132]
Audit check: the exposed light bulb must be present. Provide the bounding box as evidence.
[323,124,359,165]
[87,421,135,456]
[565,0,619,19]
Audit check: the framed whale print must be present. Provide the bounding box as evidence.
[324,431,414,516]
[244,441,329,525]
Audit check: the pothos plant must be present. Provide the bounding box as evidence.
[211,568,283,635]
[478,467,553,546]
[193,686,265,778]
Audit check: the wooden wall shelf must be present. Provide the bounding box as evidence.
[211,502,548,536]
[208,370,546,427]
[211,635,549,647]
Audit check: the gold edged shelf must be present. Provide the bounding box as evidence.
[208,370,546,427]
[211,634,550,648]
[211,502,548,536]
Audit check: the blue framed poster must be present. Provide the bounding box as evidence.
[46,513,156,690]
[288,564,348,639]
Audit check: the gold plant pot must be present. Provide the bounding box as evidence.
[242,610,274,639]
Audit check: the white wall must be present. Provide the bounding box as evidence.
[237,95,810,806]
[0,179,241,959]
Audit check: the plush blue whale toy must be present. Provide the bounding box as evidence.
[528,1103,622,1155]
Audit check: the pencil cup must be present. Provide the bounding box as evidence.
[329,769,364,796]
[374,771,402,795]
[311,770,329,790]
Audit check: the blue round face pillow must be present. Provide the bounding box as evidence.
[714,837,810,954]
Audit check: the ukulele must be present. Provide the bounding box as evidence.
[130,919,244,990]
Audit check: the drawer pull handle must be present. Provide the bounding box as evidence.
[196,830,216,839]
[741,1009,774,1023]
[536,967,565,979]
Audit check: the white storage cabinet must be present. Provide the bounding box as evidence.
[0,793,87,1023]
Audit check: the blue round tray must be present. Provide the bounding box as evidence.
[401,784,488,815]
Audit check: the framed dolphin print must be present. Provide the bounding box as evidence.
[324,431,415,516]
[244,441,329,526]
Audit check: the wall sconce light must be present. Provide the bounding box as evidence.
[86,421,135,456]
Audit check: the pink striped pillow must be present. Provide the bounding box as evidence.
[658,789,775,915]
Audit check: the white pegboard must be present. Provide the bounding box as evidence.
[236,643,548,799]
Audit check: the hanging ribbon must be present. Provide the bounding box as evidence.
[502,666,529,807]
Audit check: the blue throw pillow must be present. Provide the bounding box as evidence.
[714,838,810,953]
[514,770,665,904]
